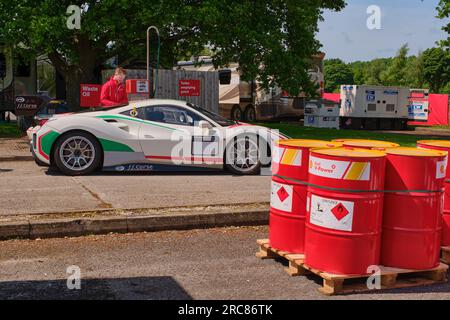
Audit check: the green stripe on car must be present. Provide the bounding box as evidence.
[96,115,177,131]
[41,131,61,156]
[98,138,134,152]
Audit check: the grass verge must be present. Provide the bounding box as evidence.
[259,123,450,147]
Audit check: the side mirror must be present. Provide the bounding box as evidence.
[198,120,213,129]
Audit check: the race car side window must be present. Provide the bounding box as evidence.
[144,105,204,126]
[120,107,145,119]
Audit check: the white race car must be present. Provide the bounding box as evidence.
[28,99,286,176]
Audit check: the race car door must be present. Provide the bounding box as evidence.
[138,104,223,167]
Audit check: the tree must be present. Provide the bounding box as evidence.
[422,47,450,93]
[405,53,425,89]
[364,58,391,85]
[323,59,354,92]
[380,44,409,86]
[349,61,368,85]
[0,0,346,110]
[437,0,450,49]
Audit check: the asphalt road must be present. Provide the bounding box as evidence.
[0,226,449,300]
[0,160,271,216]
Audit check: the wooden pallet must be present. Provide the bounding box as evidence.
[256,239,449,296]
[442,246,450,264]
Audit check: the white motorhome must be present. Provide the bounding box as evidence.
[340,85,410,130]
[177,53,325,121]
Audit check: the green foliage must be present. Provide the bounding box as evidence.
[380,44,409,86]
[422,47,450,93]
[0,123,23,138]
[323,59,353,92]
[259,123,449,147]
[325,44,450,94]
[0,0,346,109]
[437,0,450,49]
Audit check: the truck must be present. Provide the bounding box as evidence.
[340,85,410,130]
[176,53,325,122]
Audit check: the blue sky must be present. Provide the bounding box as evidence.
[317,0,448,62]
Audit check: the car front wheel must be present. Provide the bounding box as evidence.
[225,135,261,175]
[54,131,102,176]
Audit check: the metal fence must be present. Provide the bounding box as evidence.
[103,69,220,113]
[155,69,219,113]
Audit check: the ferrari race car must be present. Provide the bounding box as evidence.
[27,99,287,176]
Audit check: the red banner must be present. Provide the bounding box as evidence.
[323,93,340,103]
[179,79,200,97]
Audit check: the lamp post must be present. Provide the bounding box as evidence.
[146,26,160,99]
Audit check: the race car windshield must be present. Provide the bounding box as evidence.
[188,103,236,127]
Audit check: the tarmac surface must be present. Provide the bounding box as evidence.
[0,226,449,300]
[0,160,271,216]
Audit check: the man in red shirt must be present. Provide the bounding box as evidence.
[100,67,129,107]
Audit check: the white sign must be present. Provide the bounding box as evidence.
[272,145,284,164]
[136,80,150,93]
[310,195,355,232]
[271,181,293,213]
[309,156,370,181]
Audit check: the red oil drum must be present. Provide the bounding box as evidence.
[417,140,450,246]
[332,139,399,150]
[269,140,342,253]
[305,148,386,275]
[381,147,447,270]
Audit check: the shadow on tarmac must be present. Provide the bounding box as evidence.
[44,167,272,177]
[0,276,193,300]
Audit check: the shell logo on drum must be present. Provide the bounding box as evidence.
[437,158,448,179]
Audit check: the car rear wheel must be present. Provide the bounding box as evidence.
[54,131,102,176]
[225,135,261,175]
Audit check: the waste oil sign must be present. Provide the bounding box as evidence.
[80,84,102,107]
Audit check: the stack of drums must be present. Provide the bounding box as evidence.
[332,139,399,150]
[417,140,450,246]
[305,147,386,275]
[381,147,447,269]
[270,140,342,253]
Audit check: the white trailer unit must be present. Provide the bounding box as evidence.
[304,99,340,129]
[408,89,430,122]
[340,85,410,130]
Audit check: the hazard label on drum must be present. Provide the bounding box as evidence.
[271,181,293,213]
[310,195,354,232]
